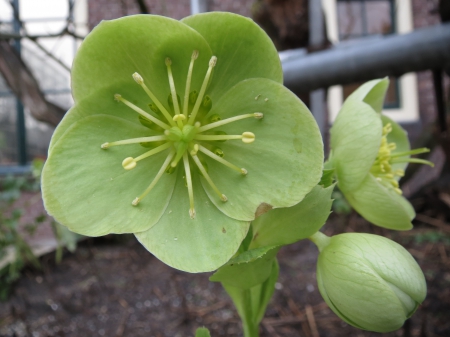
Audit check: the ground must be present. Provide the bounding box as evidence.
[0,190,450,337]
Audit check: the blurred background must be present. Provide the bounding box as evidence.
[0,0,449,336]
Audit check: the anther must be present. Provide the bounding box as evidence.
[254,112,264,119]
[132,72,144,85]
[122,157,137,170]
[209,56,217,67]
[192,50,199,60]
[165,57,172,66]
[190,144,199,156]
[132,197,140,206]
[173,114,186,122]
[101,143,109,149]
[242,132,255,144]
[240,168,248,175]
[114,94,122,102]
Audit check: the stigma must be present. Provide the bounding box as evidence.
[100,52,263,218]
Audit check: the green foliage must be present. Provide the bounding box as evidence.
[195,327,211,337]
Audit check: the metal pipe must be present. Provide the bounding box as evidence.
[282,23,450,92]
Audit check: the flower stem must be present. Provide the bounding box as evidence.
[308,231,331,252]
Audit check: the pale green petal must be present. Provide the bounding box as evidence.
[42,115,177,236]
[345,174,413,230]
[198,78,323,221]
[250,185,334,249]
[210,246,279,289]
[347,78,389,113]
[135,170,249,273]
[331,99,382,192]
[72,15,213,105]
[182,12,283,102]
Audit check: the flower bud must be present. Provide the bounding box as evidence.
[316,233,426,333]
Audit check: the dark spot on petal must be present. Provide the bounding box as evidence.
[255,203,272,218]
[222,227,226,233]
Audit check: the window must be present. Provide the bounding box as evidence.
[322,0,419,123]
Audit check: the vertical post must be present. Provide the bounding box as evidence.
[309,0,326,138]
[12,0,27,165]
[190,0,208,15]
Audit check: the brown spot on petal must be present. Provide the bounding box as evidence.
[255,202,272,218]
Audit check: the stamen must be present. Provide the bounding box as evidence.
[391,158,434,166]
[183,50,199,117]
[132,149,176,206]
[198,113,263,133]
[132,73,176,127]
[389,148,430,159]
[182,153,195,219]
[173,114,186,128]
[190,144,199,156]
[121,142,172,170]
[101,135,167,149]
[165,58,182,117]
[198,145,247,175]
[114,94,171,130]
[191,154,227,202]
[188,56,217,125]
[194,131,255,143]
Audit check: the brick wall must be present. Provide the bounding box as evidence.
[88,0,254,30]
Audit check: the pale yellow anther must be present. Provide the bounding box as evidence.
[132,197,140,206]
[209,56,217,67]
[173,114,186,122]
[190,144,199,156]
[192,50,199,60]
[114,94,122,101]
[194,121,201,128]
[394,188,403,195]
[132,72,144,85]
[220,194,228,202]
[101,142,109,149]
[396,169,405,177]
[164,130,170,136]
[391,180,399,188]
[122,157,137,170]
[242,132,255,144]
[254,112,264,119]
[165,57,172,66]
[240,168,248,175]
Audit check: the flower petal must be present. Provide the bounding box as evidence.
[42,114,177,235]
[182,12,283,101]
[135,170,249,273]
[72,15,213,105]
[198,78,323,221]
[331,98,382,193]
[345,174,414,230]
[347,78,389,113]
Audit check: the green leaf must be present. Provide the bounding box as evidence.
[331,98,382,193]
[199,78,324,221]
[345,174,414,230]
[43,115,177,236]
[210,246,278,289]
[250,185,334,248]
[72,15,212,103]
[195,327,211,337]
[319,168,335,188]
[135,170,249,273]
[182,12,283,104]
[223,259,279,327]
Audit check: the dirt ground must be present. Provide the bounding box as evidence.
[1,193,450,337]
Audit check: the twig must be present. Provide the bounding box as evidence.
[438,243,449,264]
[415,214,450,234]
[116,299,130,337]
[305,304,320,337]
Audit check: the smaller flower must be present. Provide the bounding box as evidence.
[329,78,433,230]
[313,232,426,333]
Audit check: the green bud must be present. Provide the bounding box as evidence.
[316,233,426,333]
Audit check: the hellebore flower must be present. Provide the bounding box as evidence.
[313,232,426,333]
[329,78,433,230]
[41,13,324,272]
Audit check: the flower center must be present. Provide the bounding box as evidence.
[100,51,263,218]
[370,123,433,194]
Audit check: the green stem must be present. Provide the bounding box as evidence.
[308,231,331,252]
[242,288,259,337]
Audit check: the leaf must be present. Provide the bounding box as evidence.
[250,185,334,248]
[195,327,211,337]
[319,169,335,188]
[210,246,278,289]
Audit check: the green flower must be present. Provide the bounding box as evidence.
[329,78,433,230]
[314,232,426,333]
[42,13,323,272]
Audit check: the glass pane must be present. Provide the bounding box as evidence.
[337,1,364,40]
[0,96,18,165]
[366,1,393,35]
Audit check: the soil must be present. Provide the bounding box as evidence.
[1,194,450,337]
